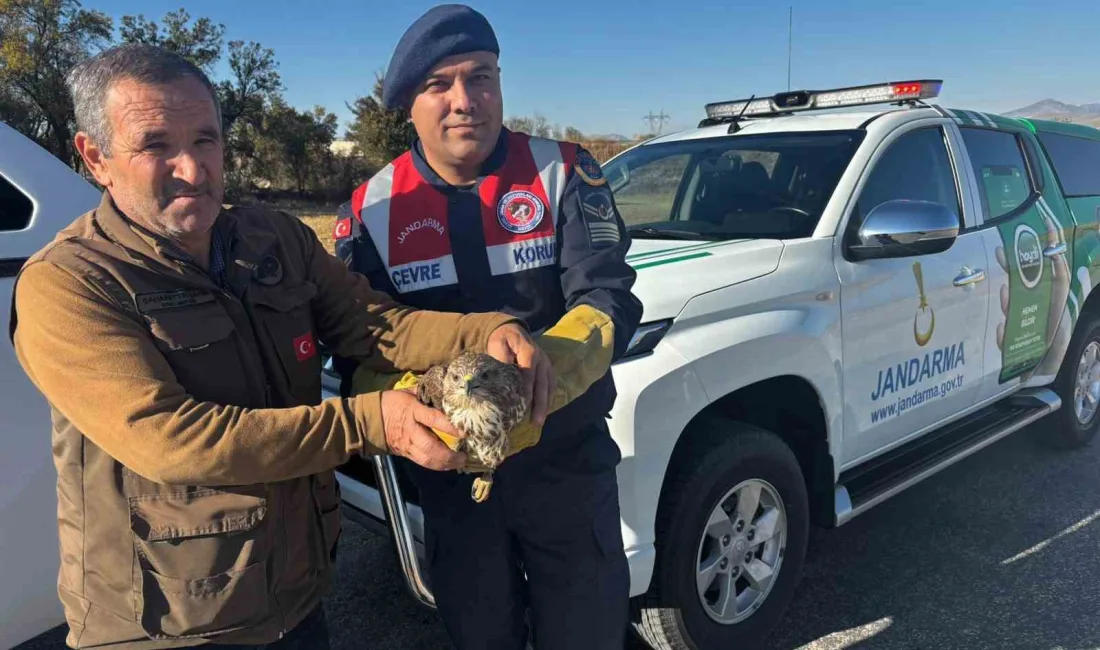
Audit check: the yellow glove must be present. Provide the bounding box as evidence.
[351,304,616,482]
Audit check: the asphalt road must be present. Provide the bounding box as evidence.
[17,420,1100,650]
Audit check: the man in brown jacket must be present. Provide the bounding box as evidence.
[9,43,552,649]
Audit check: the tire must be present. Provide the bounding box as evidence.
[1045,313,1100,450]
[630,419,809,650]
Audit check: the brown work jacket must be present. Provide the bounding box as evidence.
[9,192,515,648]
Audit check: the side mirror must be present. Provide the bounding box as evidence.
[607,163,630,192]
[847,199,960,261]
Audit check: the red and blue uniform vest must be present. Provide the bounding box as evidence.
[334,128,642,453]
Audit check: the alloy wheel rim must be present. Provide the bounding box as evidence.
[694,478,787,625]
[1074,341,1100,426]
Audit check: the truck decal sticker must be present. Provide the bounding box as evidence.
[870,341,966,403]
[632,251,713,270]
[986,171,1070,382]
[625,239,743,263]
[871,374,966,424]
[1066,197,1100,328]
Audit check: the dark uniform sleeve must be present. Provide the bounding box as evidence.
[557,146,644,361]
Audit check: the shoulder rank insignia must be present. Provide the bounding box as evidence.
[581,188,620,248]
[574,149,607,187]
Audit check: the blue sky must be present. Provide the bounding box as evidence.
[90,0,1099,138]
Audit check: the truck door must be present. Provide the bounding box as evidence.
[836,121,989,466]
[953,124,1075,403]
[0,123,99,647]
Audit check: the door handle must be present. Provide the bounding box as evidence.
[954,268,986,286]
[1044,242,1067,258]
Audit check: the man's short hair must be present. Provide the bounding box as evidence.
[66,43,223,156]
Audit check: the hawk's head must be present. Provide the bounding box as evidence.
[438,352,528,453]
[442,352,520,405]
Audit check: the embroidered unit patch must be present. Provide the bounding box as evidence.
[497,190,545,234]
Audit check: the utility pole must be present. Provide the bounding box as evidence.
[643,110,671,135]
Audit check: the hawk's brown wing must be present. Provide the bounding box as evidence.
[417,364,447,410]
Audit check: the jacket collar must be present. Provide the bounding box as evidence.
[91,190,277,295]
[410,127,511,192]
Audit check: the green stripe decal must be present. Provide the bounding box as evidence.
[626,241,719,262]
[633,251,712,269]
[626,238,747,262]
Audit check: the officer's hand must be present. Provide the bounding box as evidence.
[380,390,467,471]
[487,323,555,425]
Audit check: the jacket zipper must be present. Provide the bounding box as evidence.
[176,257,288,636]
[239,289,288,636]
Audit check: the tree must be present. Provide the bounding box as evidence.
[563,126,584,143]
[217,39,281,132]
[216,40,283,199]
[117,8,224,73]
[345,71,416,169]
[259,98,338,195]
[0,0,112,166]
[344,72,413,168]
[505,112,555,138]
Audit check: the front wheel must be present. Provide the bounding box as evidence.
[630,420,809,650]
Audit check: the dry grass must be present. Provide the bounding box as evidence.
[241,199,338,255]
[299,214,337,255]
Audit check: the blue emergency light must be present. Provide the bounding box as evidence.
[704,79,943,121]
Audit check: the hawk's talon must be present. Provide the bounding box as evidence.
[472,473,494,503]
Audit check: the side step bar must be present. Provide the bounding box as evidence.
[372,455,436,608]
[834,388,1061,527]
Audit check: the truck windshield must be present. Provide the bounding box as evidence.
[603,130,865,240]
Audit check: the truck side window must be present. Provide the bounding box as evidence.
[854,126,961,226]
[959,127,1034,220]
[611,153,692,225]
[0,173,34,232]
[1036,131,1100,197]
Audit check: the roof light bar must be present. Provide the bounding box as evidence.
[704,79,943,120]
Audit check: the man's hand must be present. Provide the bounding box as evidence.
[380,390,466,471]
[487,323,554,425]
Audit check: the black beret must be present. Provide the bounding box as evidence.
[382,4,500,111]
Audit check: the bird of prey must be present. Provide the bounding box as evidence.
[416,351,530,501]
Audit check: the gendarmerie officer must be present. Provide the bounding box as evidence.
[333,5,643,648]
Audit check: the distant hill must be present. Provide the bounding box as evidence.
[588,133,631,142]
[1003,99,1100,128]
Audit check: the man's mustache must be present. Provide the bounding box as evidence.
[160,182,210,205]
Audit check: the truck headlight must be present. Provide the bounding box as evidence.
[618,319,673,362]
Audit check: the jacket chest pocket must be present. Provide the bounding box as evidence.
[144,301,248,404]
[249,281,321,406]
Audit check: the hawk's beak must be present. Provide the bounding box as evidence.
[463,374,474,395]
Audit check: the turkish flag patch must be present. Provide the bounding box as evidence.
[333,217,352,240]
[293,331,316,362]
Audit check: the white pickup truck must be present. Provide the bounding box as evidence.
[5,78,1100,650]
[324,80,1100,650]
